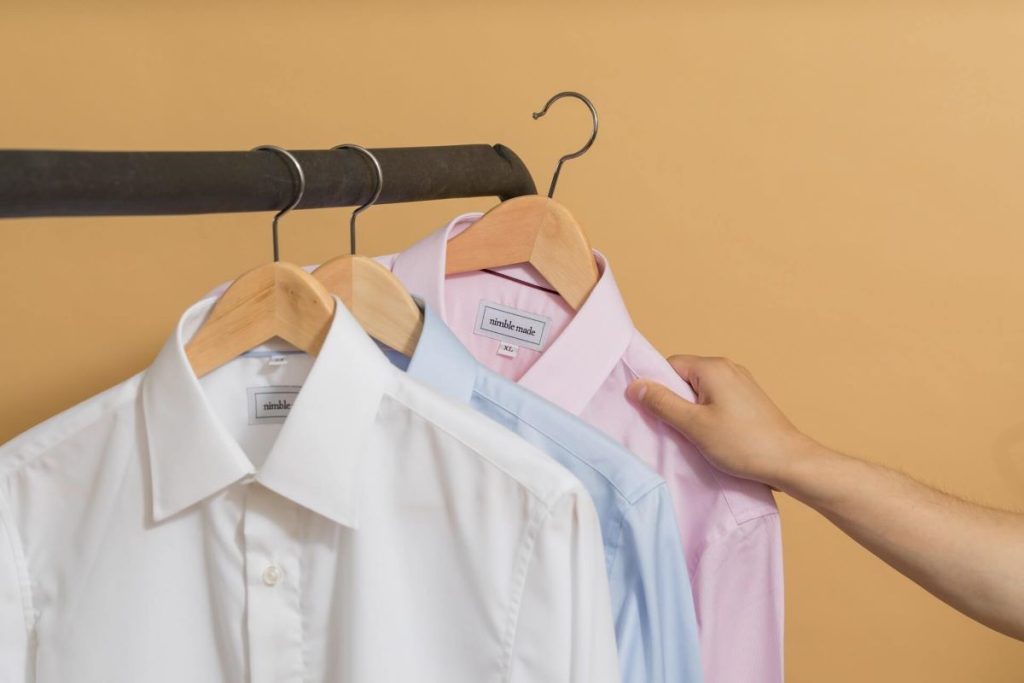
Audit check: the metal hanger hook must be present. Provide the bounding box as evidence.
[332,144,383,255]
[251,145,306,262]
[532,91,599,199]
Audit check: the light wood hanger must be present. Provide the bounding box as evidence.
[186,145,336,377]
[313,144,423,357]
[445,91,601,310]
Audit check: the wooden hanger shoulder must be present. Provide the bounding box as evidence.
[186,261,335,377]
[313,255,422,357]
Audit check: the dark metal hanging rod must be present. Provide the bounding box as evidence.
[0,145,538,219]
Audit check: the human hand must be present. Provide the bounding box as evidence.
[627,355,816,488]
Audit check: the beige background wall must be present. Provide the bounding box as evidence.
[2,1,1023,680]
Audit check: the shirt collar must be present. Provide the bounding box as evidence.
[404,301,479,405]
[142,295,393,527]
[391,212,635,415]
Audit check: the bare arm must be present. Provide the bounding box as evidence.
[628,356,1024,641]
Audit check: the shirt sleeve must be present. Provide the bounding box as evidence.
[691,514,784,683]
[0,489,31,682]
[611,485,703,683]
[508,487,621,683]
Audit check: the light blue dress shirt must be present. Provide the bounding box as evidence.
[382,304,704,683]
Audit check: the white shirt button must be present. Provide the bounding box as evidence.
[262,564,282,586]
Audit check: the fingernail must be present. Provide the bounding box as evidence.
[627,381,647,402]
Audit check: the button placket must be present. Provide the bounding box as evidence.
[243,485,305,683]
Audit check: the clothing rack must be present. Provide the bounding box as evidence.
[0,145,538,218]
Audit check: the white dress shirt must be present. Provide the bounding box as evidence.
[0,296,620,683]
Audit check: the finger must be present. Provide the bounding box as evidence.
[627,380,702,434]
[665,354,709,386]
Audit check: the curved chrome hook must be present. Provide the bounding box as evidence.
[251,145,306,262]
[332,143,383,255]
[532,91,599,199]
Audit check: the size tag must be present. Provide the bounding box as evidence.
[267,354,289,367]
[247,386,301,425]
[497,341,519,358]
[473,301,551,351]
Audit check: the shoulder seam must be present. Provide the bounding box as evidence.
[471,389,660,504]
[385,391,572,508]
[630,477,670,505]
[0,379,140,479]
[609,482,672,578]
[0,482,34,634]
[499,489,563,681]
[690,512,781,585]
[604,502,628,578]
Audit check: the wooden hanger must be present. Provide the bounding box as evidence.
[312,144,423,357]
[444,91,601,310]
[314,256,421,356]
[186,146,336,377]
[444,195,598,309]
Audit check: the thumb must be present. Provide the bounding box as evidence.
[627,380,702,435]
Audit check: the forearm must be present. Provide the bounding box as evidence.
[775,440,1024,640]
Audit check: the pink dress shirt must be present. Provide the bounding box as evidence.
[378,213,784,683]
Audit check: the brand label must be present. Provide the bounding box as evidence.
[474,301,551,351]
[247,386,302,425]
